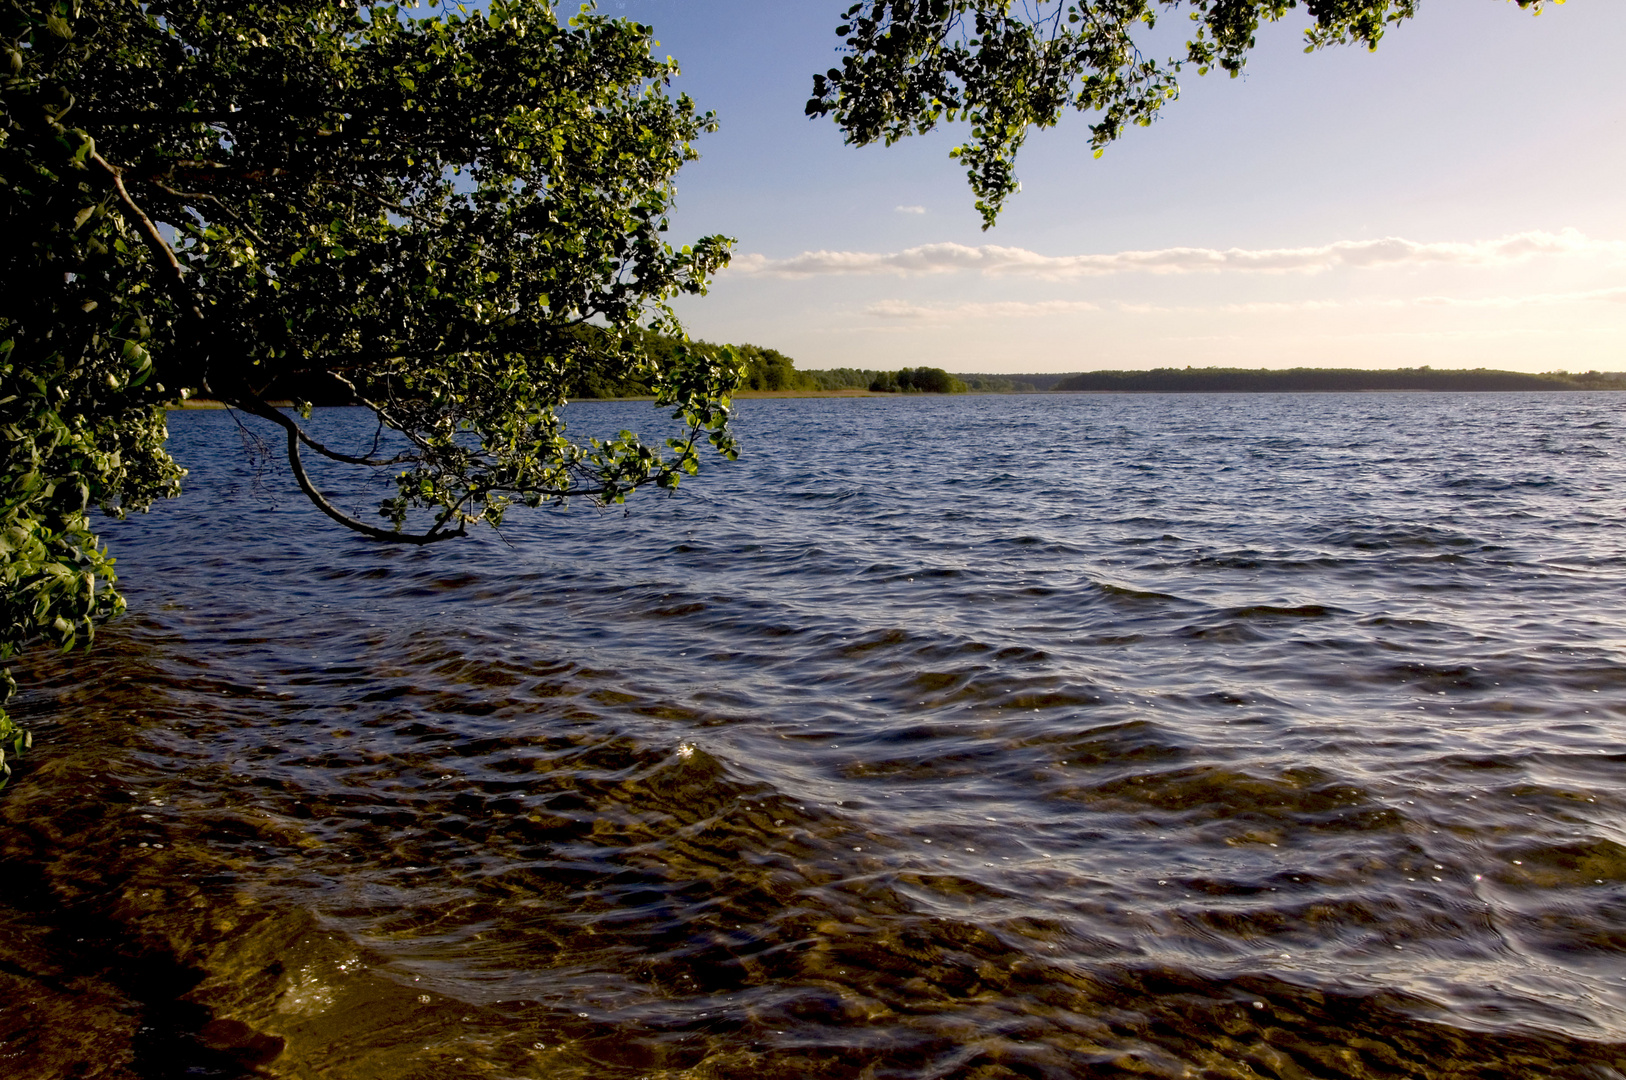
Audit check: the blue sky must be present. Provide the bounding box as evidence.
[603,1,1625,374]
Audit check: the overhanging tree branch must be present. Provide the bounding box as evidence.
[229,388,466,545]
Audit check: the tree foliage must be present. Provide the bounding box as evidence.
[808,0,1560,227]
[561,334,812,397]
[958,374,1037,392]
[868,366,967,393]
[644,337,811,394]
[0,0,745,753]
[803,367,883,392]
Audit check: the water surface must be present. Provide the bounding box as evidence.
[5,392,1625,1078]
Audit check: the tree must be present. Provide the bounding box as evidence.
[868,366,967,393]
[0,0,748,772]
[635,335,814,394]
[807,0,1559,228]
[0,1,1564,778]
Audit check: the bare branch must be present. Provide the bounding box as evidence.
[292,423,415,467]
[141,176,270,248]
[315,179,441,226]
[89,148,208,327]
[233,392,464,546]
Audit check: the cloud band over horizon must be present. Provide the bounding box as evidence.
[859,285,1626,324]
[730,229,1626,281]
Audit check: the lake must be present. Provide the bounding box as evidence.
[4,392,1625,1078]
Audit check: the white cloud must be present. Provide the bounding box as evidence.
[728,229,1626,281]
[1124,285,1626,316]
[867,298,1099,321]
[894,205,927,215]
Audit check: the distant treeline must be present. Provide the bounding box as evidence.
[543,336,1052,397]
[246,346,1626,406]
[1053,367,1626,394]
[550,355,1626,399]
[797,368,1059,393]
[955,372,1071,392]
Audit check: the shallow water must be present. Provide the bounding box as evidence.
[5,392,1626,1078]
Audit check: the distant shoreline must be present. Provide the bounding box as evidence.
[742,385,1626,398]
[170,385,1626,410]
[168,367,1626,410]
[1045,369,1623,394]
